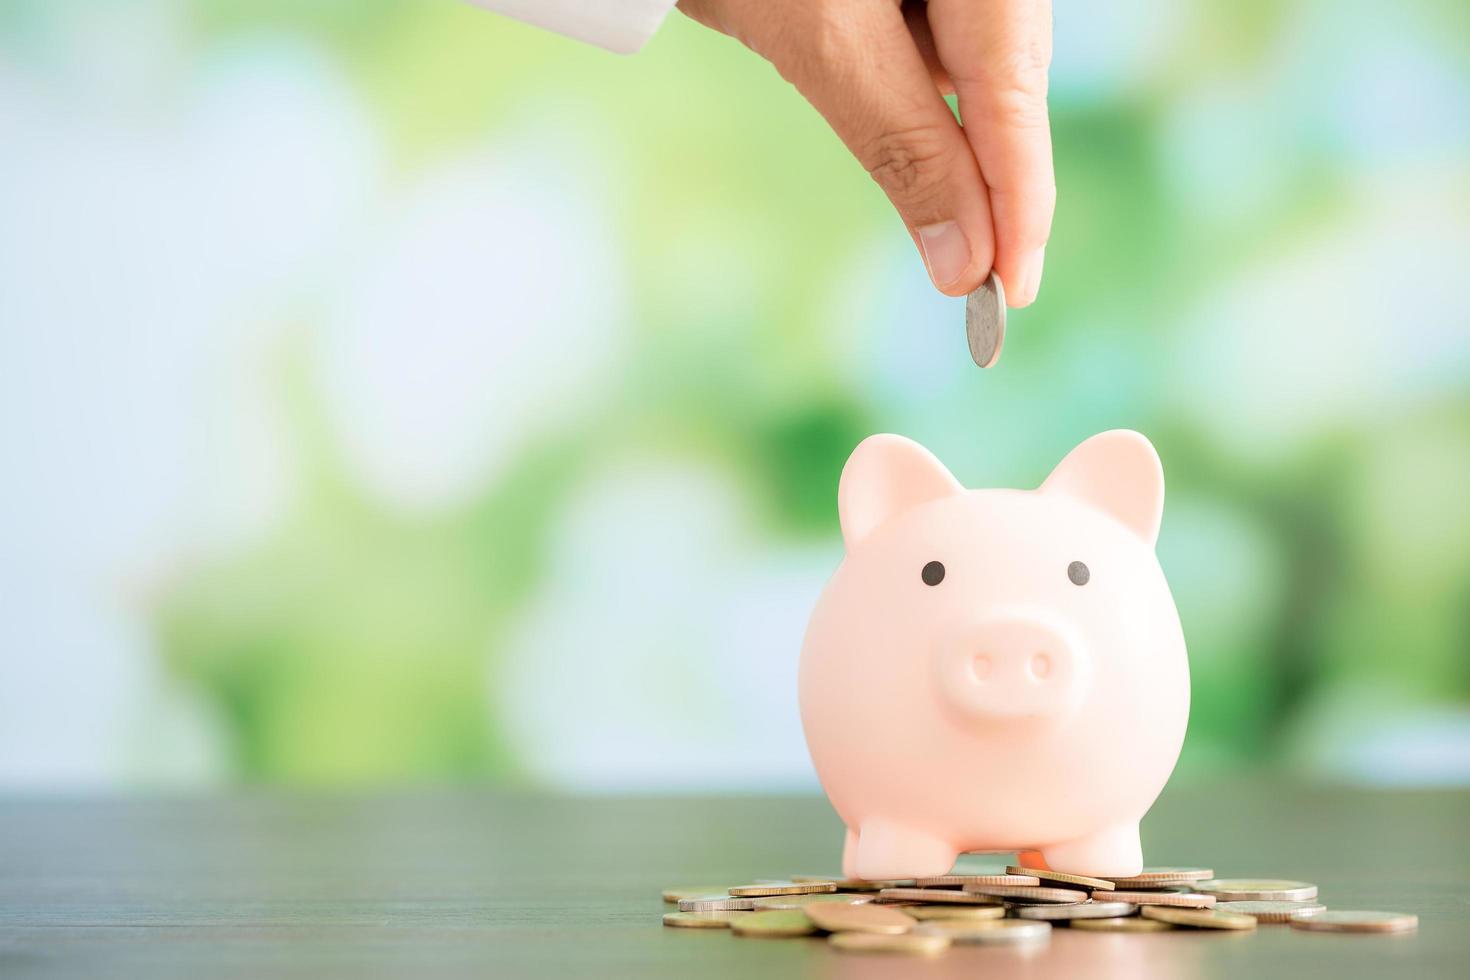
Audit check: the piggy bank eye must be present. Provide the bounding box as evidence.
[1067,560,1090,586]
[921,561,946,586]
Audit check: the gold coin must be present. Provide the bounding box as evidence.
[752,893,872,910]
[1070,916,1173,933]
[829,932,950,954]
[915,919,1052,944]
[1194,879,1317,902]
[1141,906,1257,930]
[1015,901,1138,920]
[1106,867,1213,888]
[678,894,759,912]
[730,910,817,938]
[877,887,1003,905]
[790,874,914,890]
[906,905,1008,921]
[916,874,1041,888]
[961,884,1087,904]
[662,885,733,904]
[728,880,838,897]
[1091,890,1215,908]
[662,911,750,929]
[1289,910,1418,934]
[1217,901,1326,923]
[804,902,917,935]
[1007,866,1114,890]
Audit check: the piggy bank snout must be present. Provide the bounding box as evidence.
[933,614,1087,724]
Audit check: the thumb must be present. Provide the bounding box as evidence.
[776,5,995,295]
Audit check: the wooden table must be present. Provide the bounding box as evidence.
[2,780,1466,977]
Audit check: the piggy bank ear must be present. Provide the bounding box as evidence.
[1040,430,1164,546]
[839,434,963,550]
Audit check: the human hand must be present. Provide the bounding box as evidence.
[678,0,1054,305]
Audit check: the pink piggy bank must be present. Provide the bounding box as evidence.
[799,430,1188,879]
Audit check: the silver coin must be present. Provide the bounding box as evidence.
[961,884,1085,904]
[678,894,758,911]
[1288,910,1418,934]
[1216,900,1326,923]
[965,271,1006,368]
[1015,901,1138,920]
[915,918,1051,944]
[878,888,1002,905]
[1193,879,1317,902]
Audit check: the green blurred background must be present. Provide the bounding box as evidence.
[1,0,1467,790]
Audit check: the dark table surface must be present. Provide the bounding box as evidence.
[2,780,1467,978]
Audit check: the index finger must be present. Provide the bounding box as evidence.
[927,0,1055,307]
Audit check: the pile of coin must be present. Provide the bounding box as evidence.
[661,862,1418,954]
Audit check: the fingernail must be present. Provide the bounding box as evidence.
[1020,245,1047,305]
[917,221,970,290]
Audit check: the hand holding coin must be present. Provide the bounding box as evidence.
[677,0,1055,302]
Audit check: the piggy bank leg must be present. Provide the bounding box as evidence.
[840,827,861,880]
[1040,822,1143,878]
[1017,849,1050,871]
[848,820,957,880]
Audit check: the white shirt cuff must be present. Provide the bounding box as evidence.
[467,0,680,55]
